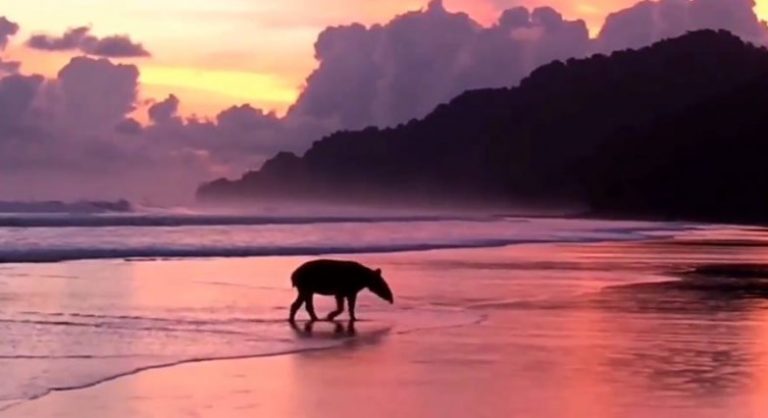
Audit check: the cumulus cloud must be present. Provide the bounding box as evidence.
[287,0,768,131]
[288,0,589,129]
[115,117,143,135]
[0,58,20,74]
[0,17,18,51]
[0,73,43,129]
[2,0,768,202]
[148,94,181,124]
[27,26,89,51]
[0,57,210,201]
[53,57,140,131]
[0,52,330,202]
[85,35,152,58]
[27,26,151,58]
[140,102,333,176]
[597,0,768,52]
[0,17,20,74]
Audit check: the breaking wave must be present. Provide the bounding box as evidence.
[0,200,133,215]
[0,214,493,228]
[0,239,574,263]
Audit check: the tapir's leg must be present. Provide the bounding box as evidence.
[326,295,346,321]
[305,293,319,322]
[347,293,358,322]
[289,292,306,322]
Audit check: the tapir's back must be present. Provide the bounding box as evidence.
[291,259,369,295]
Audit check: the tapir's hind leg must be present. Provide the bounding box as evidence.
[326,295,346,321]
[347,293,358,322]
[289,292,306,322]
[304,292,319,322]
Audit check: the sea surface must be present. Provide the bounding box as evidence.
[0,202,683,263]
[1,201,767,416]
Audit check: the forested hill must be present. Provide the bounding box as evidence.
[199,30,768,223]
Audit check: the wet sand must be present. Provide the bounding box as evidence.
[5,230,768,418]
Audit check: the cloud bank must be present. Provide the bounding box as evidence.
[1,0,767,202]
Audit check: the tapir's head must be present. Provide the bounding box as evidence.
[367,268,394,304]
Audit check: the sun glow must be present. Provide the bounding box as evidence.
[139,66,299,115]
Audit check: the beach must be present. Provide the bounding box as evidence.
[3,220,768,417]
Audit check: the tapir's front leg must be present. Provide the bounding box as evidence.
[326,295,345,321]
[289,293,305,322]
[305,293,319,321]
[347,293,358,322]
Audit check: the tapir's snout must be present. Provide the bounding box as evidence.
[369,278,394,304]
[380,281,394,304]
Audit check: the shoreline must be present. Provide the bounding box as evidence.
[1,310,491,414]
[0,338,352,414]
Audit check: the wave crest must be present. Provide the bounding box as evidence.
[0,200,133,215]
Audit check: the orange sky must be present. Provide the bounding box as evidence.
[3,0,768,118]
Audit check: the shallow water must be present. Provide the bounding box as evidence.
[0,256,481,408]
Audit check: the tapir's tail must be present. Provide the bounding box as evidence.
[290,272,298,288]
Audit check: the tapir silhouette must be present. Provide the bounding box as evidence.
[289,259,394,322]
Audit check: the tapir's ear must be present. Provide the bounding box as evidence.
[375,268,382,276]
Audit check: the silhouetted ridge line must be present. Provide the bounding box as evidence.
[198,30,768,223]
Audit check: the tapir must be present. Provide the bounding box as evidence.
[289,259,394,322]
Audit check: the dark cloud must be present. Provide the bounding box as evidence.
[0,17,18,50]
[84,35,151,58]
[148,94,181,124]
[27,26,90,51]
[0,58,20,74]
[217,105,281,134]
[26,26,150,58]
[0,17,19,76]
[115,118,143,135]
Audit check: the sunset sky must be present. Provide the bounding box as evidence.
[2,0,768,202]
[5,0,766,118]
